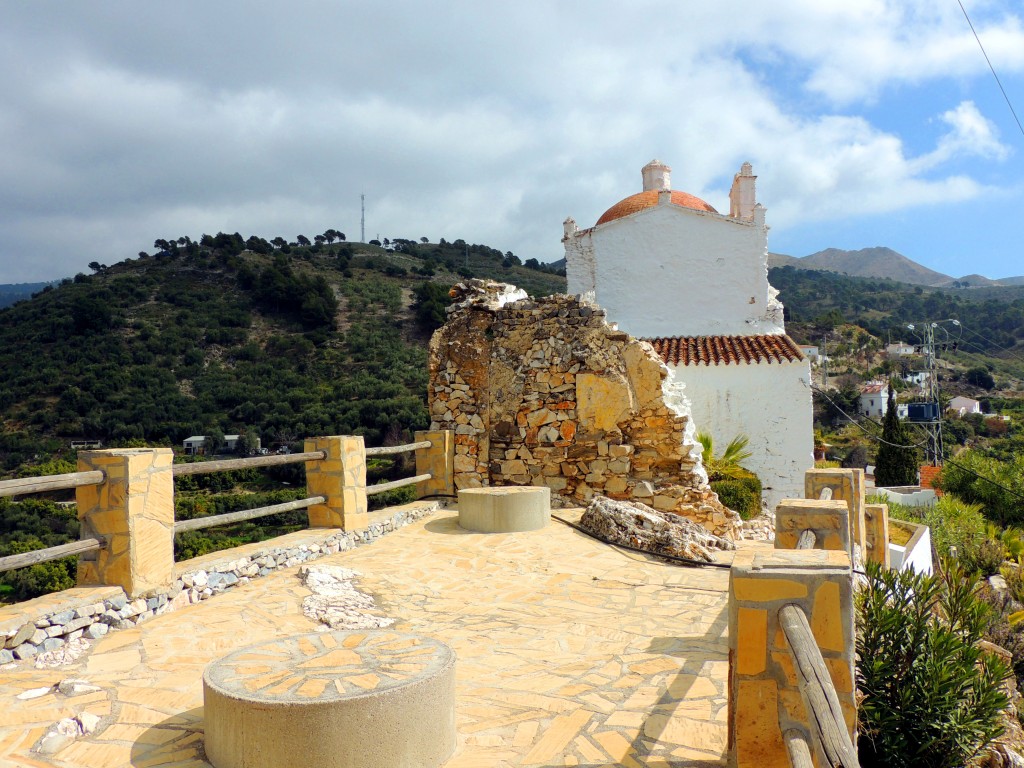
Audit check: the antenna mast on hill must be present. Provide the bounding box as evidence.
[360,194,365,243]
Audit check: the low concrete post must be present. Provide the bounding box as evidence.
[804,468,866,557]
[729,550,856,767]
[774,499,851,556]
[75,448,175,598]
[415,430,455,499]
[864,503,890,568]
[305,436,368,531]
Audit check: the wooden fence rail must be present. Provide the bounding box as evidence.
[365,440,432,457]
[783,729,815,768]
[366,474,432,496]
[174,496,328,534]
[778,604,859,767]
[172,451,327,477]
[0,538,103,574]
[0,471,105,499]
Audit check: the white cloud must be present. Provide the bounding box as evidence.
[0,0,1023,281]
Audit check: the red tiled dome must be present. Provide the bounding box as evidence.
[596,190,718,226]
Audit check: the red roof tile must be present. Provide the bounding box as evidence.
[596,190,718,226]
[645,335,805,366]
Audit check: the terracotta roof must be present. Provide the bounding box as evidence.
[646,335,805,366]
[596,190,718,226]
[860,383,885,395]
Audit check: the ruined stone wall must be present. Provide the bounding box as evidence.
[428,282,740,537]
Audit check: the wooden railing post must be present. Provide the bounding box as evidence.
[414,430,454,499]
[304,436,368,531]
[75,448,175,598]
[729,550,857,767]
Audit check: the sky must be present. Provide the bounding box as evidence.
[2,1,1024,284]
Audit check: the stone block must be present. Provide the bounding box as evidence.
[804,468,865,553]
[729,550,856,767]
[305,436,367,531]
[458,487,550,533]
[415,430,455,499]
[864,503,891,568]
[76,448,175,598]
[775,498,851,556]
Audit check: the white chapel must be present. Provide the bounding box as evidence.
[562,160,814,508]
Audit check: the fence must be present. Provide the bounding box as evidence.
[0,430,454,599]
[730,468,868,767]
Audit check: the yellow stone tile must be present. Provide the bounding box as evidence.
[733,577,809,602]
[737,606,768,676]
[812,581,846,652]
[520,709,592,765]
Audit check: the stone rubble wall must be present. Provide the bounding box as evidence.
[0,502,439,666]
[428,281,740,537]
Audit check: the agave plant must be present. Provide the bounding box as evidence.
[695,432,752,481]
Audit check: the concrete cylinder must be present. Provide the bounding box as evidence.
[203,630,456,768]
[458,486,551,533]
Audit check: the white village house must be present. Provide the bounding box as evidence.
[948,395,982,416]
[859,382,888,418]
[562,159,813,508]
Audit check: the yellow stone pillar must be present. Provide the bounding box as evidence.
[774,498,851,556]
[305,436,367,531]
[864,503,891,568]
[414,430,454,498]
[804,468,866,556]
[75,448,175,598]
[729,550,856,767]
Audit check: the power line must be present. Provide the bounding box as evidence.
[957,0,1024,140]
[942,455,1024,504]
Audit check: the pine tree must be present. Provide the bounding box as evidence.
[874,384,918,487]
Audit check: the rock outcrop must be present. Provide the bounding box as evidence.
[579,495,735,563]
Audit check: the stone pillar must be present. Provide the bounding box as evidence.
[774,499,851,556]
[804,469,866,556]
[864,503,891,568]
[414,430,455,499]
[305,436,367,531]
[75,448,175,598]
[729,550,856,768]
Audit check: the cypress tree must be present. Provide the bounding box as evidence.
[874,384,919,487]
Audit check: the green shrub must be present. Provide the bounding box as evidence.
[922,496,987,562]
[857,559,1009,767]
[711,470,762,520]
[964,538,1006,577]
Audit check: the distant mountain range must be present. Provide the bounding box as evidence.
[767,247,1024,288]
[0,282,54,309]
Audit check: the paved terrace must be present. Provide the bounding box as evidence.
[0,507,767,768]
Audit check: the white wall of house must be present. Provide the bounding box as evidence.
[669,358,814,510]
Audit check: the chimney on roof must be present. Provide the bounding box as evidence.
[641,159,671,192]
[729,161,757,221]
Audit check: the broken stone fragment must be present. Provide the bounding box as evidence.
[579,495,735,563]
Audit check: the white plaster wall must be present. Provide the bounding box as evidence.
[670,358,814,510]
[889,523,933,575]
[569,205,782,338]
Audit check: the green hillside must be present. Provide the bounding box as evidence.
[0,234,564,471]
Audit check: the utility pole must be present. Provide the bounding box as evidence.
[906,319,960,466]
[821,334,829,390]
[360,194,365,243]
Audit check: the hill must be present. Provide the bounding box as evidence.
[1,235,1022,475]
[768,247,1024,288]
[0,235,564,471]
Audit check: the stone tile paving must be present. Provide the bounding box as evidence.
[0,508,765,767]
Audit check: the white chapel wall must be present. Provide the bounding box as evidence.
[576,205,781,338]
[671,359,814,510]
